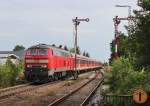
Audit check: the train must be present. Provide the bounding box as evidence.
[24,43,102,83]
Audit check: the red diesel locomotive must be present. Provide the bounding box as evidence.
[24,44,102,82]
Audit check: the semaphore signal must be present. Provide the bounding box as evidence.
[112,15,136,59]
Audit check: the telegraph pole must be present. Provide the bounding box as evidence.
[72,17,89,79]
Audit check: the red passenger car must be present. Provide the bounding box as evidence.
[24,44,102,82]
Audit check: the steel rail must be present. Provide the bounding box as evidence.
[0,83,32,93]
[48,72,103,106]
[0,80,60,100]
[0,71,94,101]
[80,77,104,106]
[48,77,95,106]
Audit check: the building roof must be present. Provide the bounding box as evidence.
[0,50,26,59]
[0,51,12,54]
[12,50,26,59]
[0,54,19,59]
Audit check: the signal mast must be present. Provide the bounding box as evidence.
[72,17,89,79]
[113,15,136,59]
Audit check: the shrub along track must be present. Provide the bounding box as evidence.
[0,71,96,106]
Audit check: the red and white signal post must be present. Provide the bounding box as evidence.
[113,15,136,59]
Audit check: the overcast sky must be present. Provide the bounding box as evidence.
[0,0,139,62]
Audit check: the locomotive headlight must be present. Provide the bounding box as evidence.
[41,64,47,68]
[27,64,32,68]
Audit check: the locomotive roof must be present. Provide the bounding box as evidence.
[28,44,101,63]
[29,43,70,53]
[29,44,52,49]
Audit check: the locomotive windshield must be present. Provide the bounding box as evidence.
[26,48,48,55]
[39,48,48,55]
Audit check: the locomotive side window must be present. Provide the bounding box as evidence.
[53,49,70,57]
[53,50,61,56]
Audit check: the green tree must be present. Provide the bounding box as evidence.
[85,52,90,57]
[64,45,68,51]
[0,58,23,88]
[83,51,86,56]
[76,47,81,54]
[69,46,81,54]
[59,45,62,48]
[5,59,18,85]
[118,33,129,57]
[69,48,75,53]
[128,0,150,68]
[110,33,128,62]
[52,44,56,47]
[13,45,25,51]
[110,57,150,94]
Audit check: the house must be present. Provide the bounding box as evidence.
[0,50,26,64]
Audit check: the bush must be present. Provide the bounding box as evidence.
[110,57,150,94]
[0,58,24,88]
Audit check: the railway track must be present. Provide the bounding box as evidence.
[80,77,104,106]
[0,81,60,101]
[0,82,32,93]
[48,73,104,106]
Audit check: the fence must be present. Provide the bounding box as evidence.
[103,94,150,106]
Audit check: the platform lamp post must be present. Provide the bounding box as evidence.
[72,17,89,79]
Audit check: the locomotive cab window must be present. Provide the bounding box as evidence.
[38,49,48,55]
[26,49,37,55]
[26,48,48,55]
